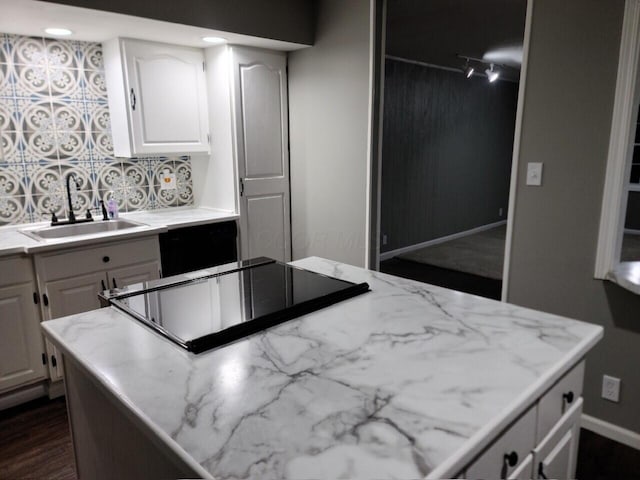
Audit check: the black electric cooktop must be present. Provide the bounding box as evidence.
[107,258,370,353]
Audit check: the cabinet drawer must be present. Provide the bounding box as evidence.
[37,237,160,280]
[0,256,34,286]
[536,361,584,443]
[466,405,536,480]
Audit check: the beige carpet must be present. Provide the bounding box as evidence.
[622,233,640,261]
[398,225,506,280]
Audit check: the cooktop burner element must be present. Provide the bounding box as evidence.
[107,258,370,353]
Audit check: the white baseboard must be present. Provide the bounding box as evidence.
[582,414,640,451]
[0,382,47,411]
[380,220,507,261]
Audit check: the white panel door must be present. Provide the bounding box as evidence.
[0,283,46,392]
[533,397,583,480]
[124,39,210,155]
[231,46,291,262]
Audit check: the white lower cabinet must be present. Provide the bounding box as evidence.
[464,360,585,480]
[35,236,161,383]
[0,256,46,393]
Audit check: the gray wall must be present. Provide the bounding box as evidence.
[507,0,640,432]
[381,60,517,252]
[42,0,315,45]
[288,0,373,268]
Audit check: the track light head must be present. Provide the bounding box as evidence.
[464,65,474,78]
[485,64,499,83]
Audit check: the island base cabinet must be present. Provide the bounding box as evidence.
[63,359,202,480]
[533,398,582,480]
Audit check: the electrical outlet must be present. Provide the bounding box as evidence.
[602,375,621,402]
[159,169,176,190]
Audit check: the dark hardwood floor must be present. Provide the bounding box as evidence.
[2,396,638,479]
[577,429,640,480]
[380,257,502,300]
[0,396,76,480]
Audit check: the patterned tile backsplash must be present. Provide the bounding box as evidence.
[0,34,194,226]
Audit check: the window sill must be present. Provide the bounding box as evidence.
[606,261,640,295]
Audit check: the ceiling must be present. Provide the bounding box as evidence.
[0,0,307,51]
[386,0,527,80]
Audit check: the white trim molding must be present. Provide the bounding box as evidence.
[582,414,640,451]
[595,0,640,279]
[380,220,506,261]
[502,0,534,301]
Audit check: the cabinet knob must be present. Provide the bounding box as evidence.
[563,391,574,404]
[102,256,110,263]
[504,451,518,467]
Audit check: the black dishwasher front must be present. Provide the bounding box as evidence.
[159,221,237,277]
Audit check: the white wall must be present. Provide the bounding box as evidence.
[288,0,374,267]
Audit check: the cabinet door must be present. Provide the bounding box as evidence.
[107,261,160,290]
[466,406,536,480]
[533,397,583,480]
[231,46,291,262]
[43,271,107,320]
[0,282,46,392]
[44,337,64,382]
[123,39,210,155]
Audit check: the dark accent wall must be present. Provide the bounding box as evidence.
[381,59,518,252]
[41,0,315,45]
[507,0,640,432]
[625,191,640,230]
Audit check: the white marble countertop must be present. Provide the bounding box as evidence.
[606,261,640,295]
[42,257,603,479]
[0,206,238,257]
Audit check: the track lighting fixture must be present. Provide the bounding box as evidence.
[485,64,499,83]
[457,55,508,83]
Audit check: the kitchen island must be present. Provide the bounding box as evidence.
[42,257,602,479]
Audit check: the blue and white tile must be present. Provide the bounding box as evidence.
[43,38,80,70]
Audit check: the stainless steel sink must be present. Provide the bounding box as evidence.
[21,219,147,241]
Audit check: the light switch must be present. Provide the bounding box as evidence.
[526,162,543,186]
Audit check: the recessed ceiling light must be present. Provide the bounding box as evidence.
[201,36,226,44]
[44,27,73,37]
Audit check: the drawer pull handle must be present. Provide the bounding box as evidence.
[101,280,106,291]
[103,256,110,263]
[563,391,574,405]
[112,278,118,289]
[504,450,518,467]
[538,462,548,479]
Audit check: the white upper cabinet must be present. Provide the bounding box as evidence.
[104,38,210,157]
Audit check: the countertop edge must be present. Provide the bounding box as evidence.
[41,314,215,480]
[427,325,604,479]
[0,208,239,258]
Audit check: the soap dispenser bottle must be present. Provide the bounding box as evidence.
[106,191,119,219]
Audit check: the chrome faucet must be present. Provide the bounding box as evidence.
[66,173,80,223]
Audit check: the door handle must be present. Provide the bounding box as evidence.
[130,88,136,111]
